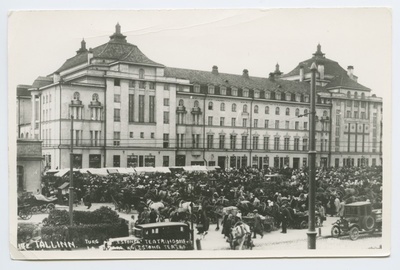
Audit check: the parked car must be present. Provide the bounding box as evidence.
[102,222,194,250]
[331,201,382,240]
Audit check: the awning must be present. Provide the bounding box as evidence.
[154,167,171,173]
[86,168,109,176]
[183,166,208,172]
[134,167,157,174]
[206,166,220,171]
[54,168,79,177]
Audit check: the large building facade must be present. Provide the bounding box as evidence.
[16,24,383,170]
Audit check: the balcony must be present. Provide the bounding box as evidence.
[70,100,83,106]
[191,107,202,115]
[176,105,187,113]
[89,100,102,108]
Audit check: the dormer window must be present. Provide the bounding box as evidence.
[243,89,249,97]
[208,85,215,94]
[73,92,80,100]
[254,90,260,98]
[220,87,227,95]
[232,88,238,96]
[265,91,270,99]
[139,68,145,79]
[194,85,200,93]
[276,92,281,100]
[304,95,310,102]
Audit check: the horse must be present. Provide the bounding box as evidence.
[178,200,193,213]
[229,222,253,250]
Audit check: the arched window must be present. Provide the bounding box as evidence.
[323,110,328,117]
[254,105,259,114]
[20,133,24,138]
[26,132,29,138]
[139,68,145,79]
[354,92,358,99]
[178,99,184,106]
[194,100,199,108]
[304,109,308,115]
[265,106,269,114]
[285,108,290,116]
[347,91,351,98]
[295,108,300,116]
[220,103,225,111]
[73,92,80,100]
[243,104,248,113]
[232,103,237,112]
[275,107,280,115]
[361,93,365,99]
[92,93,99,101]
[208,102,213,110]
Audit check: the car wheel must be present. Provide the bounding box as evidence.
[46,203,55,212]
[331,225,341,237]
[349,226,360,241]
[31,206,39,214]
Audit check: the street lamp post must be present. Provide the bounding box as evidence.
[307,62,317,249]
[69,115,74,226]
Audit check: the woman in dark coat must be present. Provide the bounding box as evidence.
[196,208,209,236]
[252,210,264,239]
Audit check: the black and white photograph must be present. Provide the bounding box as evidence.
[8,8,391,260]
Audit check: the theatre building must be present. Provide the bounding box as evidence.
[16,24,383,170]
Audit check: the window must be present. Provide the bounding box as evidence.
[243,104,248,113]
[243,118,247,127]
[129,94,134,122]
[114,108,121,122]
[207,135,214,149]
[163,111,170,124]
[220,117,225,126]
[274,137,280,150]
[304,109,308,115]
[275,120,279,129]
[194,100,199,107]
[163,156,169,167]
[140,132,144,138]
[232,88,238,96]
[304,122,308,130]
[149,96,155,122]
[163,133,169,148]
[114,78,120,86]
[92,93,99,101]
[285,121,289,129]
[113,155,120,167]
[192,134,200,148]
[129,80,136,88]
[243,89,249,97]
[346,111,351,118]
[295,108,300,116]
[354,92,358,99]
[230,135,237,150]
[294,138,300,151]
[208,102,213,110]
[139,95,145,122]
[303,138,308,151]
[164,84,170,90]
[275,107,280,115]
[347,100,352,107]
[361,101,366,108]
[114,94,121,103]
[113,132,120,146]
[139,69,145,79]
[265,106,269,114]
[265,119,269,128]
[286,108,290,116]
[148,82,155,90]
[232,103,237,112]
[323,110,328,117]
[361,112,366,119]
[151,132,154,139]
[164,98,170,106]
[139,81,145,89]
[347,91,351,98]
[73,92,80,100]
[254,105,259,114]
[354,111,359,118]
[361,92,365,99]
[231,118,236,127]
[263,137,269,150]
[178,99,184,106]
[242,136,248,150]
[130,132,134,138]
[220,87,226,95]
[220,103,225,111]
[219,135,225,149]
[354,101,359,107]
[295,121,299,130]
[208,85,215,94]
[254,119,258,128]
[254,91,260,98]
[252,136,259,150]
[284,138,290,150]
[265,91,270,99]
[194,85,200,93]
[208,116,213,126]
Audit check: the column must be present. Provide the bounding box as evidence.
[31,94,36,135]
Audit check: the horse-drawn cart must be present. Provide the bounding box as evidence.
[242,213,276,232]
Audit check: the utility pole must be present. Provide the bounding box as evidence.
[69,115,74,226]
[307,62,317,249]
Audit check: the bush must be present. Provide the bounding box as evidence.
[17,223,38,243]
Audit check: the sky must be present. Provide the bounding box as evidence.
[8,9,391,97]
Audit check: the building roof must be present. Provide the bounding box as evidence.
[56,24,163,73]
[165,66,326,94]
[16,85,32,97]
[282,44,370,91]
[30,76,54,89]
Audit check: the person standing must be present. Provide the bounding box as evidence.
[252,210,264,239]
[280,203,292,234]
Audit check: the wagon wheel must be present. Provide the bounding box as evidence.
[46,203,55,213]
[300,220,308,229]
[349,226,360,241]
[39,204,48,213]
[30,206,39,214]
[331,225,341,237]
[19,209,32,220]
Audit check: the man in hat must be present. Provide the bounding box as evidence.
[252,209,264,239]
[280,202,292,234]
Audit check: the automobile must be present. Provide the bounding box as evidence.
[102,222,194,250]
[331,201,382,241]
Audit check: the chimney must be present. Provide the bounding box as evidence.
[268,72,275,81]
[212,65,219,75]
[76,38,88,54]
[274,63,282,76]
[299,65,304,82]
[53,72,60,83]
[347,65,354,79]
[243,69,249,78]
[88,48,94,64]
